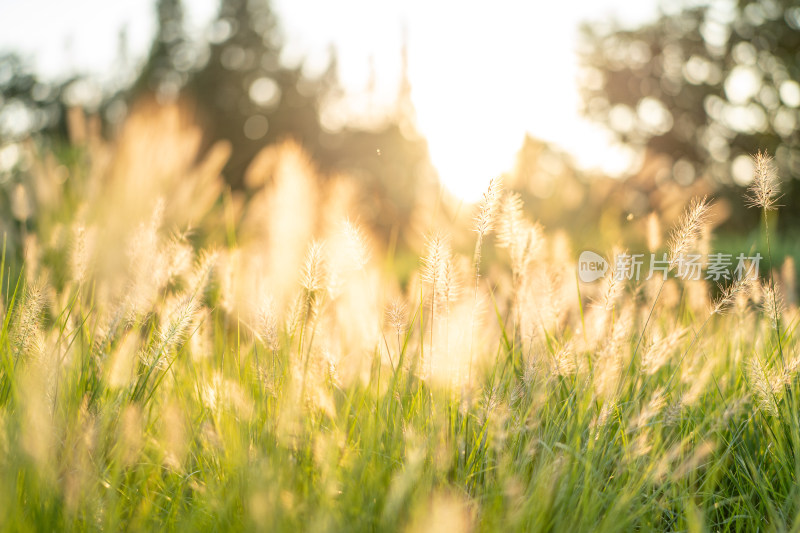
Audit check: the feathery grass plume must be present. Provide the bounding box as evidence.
[186,307,214,363]
[746,150,780,210]
[750,274,766,303]
[629,387,667,433]
[301,240,327,293]
[421,232,451,374]
[162,232,194,286]
[146,246,210,365]
[667,196,711,269]
[552,342,577,377]
[712,277,748,315]
[474,177,503,236]
[421,232,449,295]
[256,297,279,352]
[384,298,407,371]
[747,356,779,417]
[538,268,565,332]
[593,400,617,435]
[664,399,684,427]
[441,255,459,312]
[157,293,200,357]
[496,193,541,334]
[594,308,632,399]
[326,219,370,299]
[200,371,253,417]
[285,294,304,339]
[628,430,654,460]
[472,176,503,275]
[735,275,757,314]
[759,280,784,329]
[773,352,800,391]
[497,192,540,282]
[641,328,686,375]
[595,248,626,312]
[515,224,541,279]
[12,280,47,358]
[384,299,408,370]
[124,199,168,321]
[745,150,785,367]
[341,218,370,271]
[296,240,327,351]
[496,192,525,247]
[244,142,318,308]
[467,177,502,388]
[386,299,407,336]
[70,223,94,286]
[187,248,219,300]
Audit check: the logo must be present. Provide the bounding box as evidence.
[578,250,608,283]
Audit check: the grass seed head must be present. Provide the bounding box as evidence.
[747,356,780,417]
[746,150,781,211]
[641,328,686,375]
[257,297,279,351]
[341,218,370,271]
[668,196,711,269]
[759,281,785,328]
[301,240,327,293]
[385,299,407,335]
[712,277,749,315]
[473,176,503,237]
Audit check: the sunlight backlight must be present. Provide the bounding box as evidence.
[0,0,660,202]
[278,0,660,202]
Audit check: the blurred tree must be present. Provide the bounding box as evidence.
[0,54,70,141]
[184,0,330,183]
[0,0,431,239]
[132,0,192,98]
[131,0,431,238]
[0,26,133,144]
[580,0,800,231]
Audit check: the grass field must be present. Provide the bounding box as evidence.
[0,104,798,532]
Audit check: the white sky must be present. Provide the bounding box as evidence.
[0,0,662,200]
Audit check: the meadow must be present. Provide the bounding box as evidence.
[0,100,798,532]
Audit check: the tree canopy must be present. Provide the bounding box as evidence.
[581,0,800,229]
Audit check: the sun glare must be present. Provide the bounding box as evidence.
[400,0,651,202]
[403,1,576,202]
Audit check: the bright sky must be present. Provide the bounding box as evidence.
[0,0,661,201]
